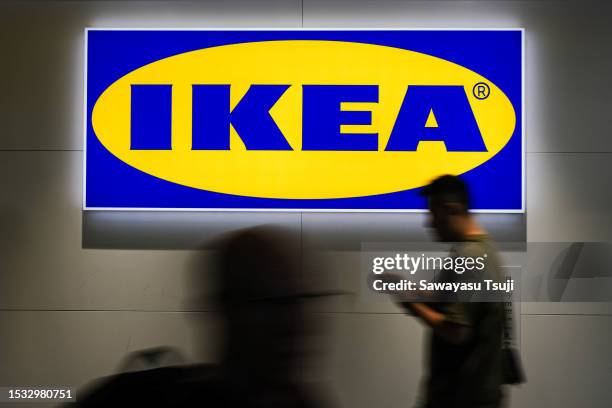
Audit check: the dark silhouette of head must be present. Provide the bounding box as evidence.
[214,226,308,387]
[421,175,472,242]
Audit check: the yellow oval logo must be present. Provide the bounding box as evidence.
[92,40,516,199]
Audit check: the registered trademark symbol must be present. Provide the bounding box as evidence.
[472,82,490,100]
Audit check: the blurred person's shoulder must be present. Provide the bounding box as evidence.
[457,235,500,261]
[457,234,494,253]
[70,363,224,407]
[456,234,503,279]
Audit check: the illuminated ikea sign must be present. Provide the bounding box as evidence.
[84,29,524,211]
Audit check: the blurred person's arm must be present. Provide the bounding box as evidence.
[370,272,472,344]
[401,302,472,345]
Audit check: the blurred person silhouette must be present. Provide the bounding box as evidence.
[391,175,514,408]
[71,226,335,408]
[205,225,333,407]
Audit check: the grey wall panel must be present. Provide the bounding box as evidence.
[526,153,612,241]
[0,0,301,150]
[521,302,612,316]
[519,242,612,313]
[303,0,612,153]
[513,315,612,408]
[83,211,302,249]
[317,313,425,408]
[302,213,525,251]
[87,210,524,251]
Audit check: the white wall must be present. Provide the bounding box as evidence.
[1,1,611,407]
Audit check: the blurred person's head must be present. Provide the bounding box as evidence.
[214,226,309,387]
[421,175,476,242]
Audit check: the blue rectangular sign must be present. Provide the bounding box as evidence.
[84,29,524,212]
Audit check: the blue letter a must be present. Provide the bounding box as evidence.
[386,86,487,152]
